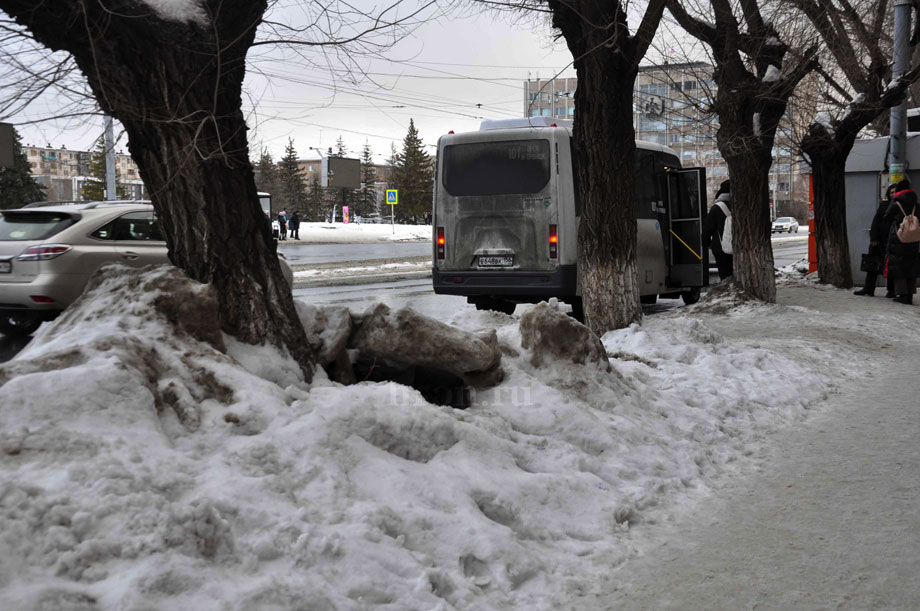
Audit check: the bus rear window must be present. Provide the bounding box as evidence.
[443,140,551,196]
[0,212,78,241]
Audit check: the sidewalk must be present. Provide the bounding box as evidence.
[592,285,920,609]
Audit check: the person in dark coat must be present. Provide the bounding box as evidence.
[884,178,920,304]
[702,180,733,280]
[277,210,287,241]
[854,184,897,297]
[289,211,301,240]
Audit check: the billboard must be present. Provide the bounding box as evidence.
[322,156,361,189]
[0,123,14,169]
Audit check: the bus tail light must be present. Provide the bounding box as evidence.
[437,227,445,259]
[549,224,558,259]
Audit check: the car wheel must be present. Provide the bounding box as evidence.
[0,313,43,337]
[680,287,701,305]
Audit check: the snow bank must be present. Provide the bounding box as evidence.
[294,222,431,244]
[0,266,876,609]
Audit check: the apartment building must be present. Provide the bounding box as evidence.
[23,143,146,201]
[523,64,808,219]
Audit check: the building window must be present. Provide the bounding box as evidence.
[684,80,696,90]
[568,107,575,115]
[778,182,790,192]
[541,108,551,116]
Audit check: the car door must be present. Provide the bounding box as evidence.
[99,211,169,268]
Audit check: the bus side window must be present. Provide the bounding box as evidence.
[569,136,582,217]
[634,152,658,219]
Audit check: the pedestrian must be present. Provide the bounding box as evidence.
[702,179,733,280]
[884,178,920,304]
[854,184,897,297]
[289,211,300,240]
[277,210,287,241]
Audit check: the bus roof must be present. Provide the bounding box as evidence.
[479,117,573,131]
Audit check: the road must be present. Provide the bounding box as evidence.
[1,234,810,362]
[293,234,810,319]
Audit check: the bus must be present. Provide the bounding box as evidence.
[431,117,708,317]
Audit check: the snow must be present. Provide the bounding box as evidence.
[141,0,208,25]
[290,222,431,244]
[0,264,914,609]
[762,65,780,82]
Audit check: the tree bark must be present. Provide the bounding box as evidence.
[715,76,780,303]
[548,1,646,334]
[1,0,315,378]
[802,124,857,288]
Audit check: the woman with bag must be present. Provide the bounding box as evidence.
[884,178,920,304]
[854,184,897,297]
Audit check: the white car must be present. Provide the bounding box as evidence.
[0,201,293,336]
[771,217,800,233]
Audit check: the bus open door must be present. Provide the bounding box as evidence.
[663,167,708,304]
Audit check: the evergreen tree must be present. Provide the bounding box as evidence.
[333,135,347,157]
[254,149,279,200]
[390,119,432,223]
[307,176,324,222]
[0,127,46,208]
[276,138,307,214]
[81,135,126,201]
[360,141,379,222]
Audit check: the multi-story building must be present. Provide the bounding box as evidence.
[23,143,146,201]
[524,64,809,220]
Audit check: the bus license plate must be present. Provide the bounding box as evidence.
[0,261,10,273]
[479,256,513,267]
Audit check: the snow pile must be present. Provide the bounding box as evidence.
[295,222,431,244]
[0,267,881,610]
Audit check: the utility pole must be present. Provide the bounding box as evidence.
[104,116,117,200]
[889,0,912,184]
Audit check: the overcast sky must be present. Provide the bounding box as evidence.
[12,4,578,165]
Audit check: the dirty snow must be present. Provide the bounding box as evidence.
[0,264,911,609]
[291,222,431,244]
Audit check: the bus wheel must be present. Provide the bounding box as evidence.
[680,288,701,305]
[475,300,516,315]
[640,294,658,305]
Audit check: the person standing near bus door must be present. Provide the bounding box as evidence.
[702,180,733,280]
[854,184,897,297]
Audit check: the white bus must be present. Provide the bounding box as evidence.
[432,117,708,317]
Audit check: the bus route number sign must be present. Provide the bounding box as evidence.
[386,189,398,205]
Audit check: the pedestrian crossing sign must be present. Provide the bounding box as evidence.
[386,189,398,205]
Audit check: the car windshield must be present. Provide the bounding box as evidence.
[0,211,78,241]
[775,217,794,223]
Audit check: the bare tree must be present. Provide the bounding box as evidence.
[667,0,819,302]
[0,1,437,379]
[788,0,920,288]
[518,0,665,334]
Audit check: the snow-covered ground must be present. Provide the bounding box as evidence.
[286,222,430,244]
[0,264,915,610]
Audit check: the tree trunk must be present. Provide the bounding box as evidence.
[575,72,642,333]
[550,2,642,335]
[724,154,776,302]
[1,1,315,379]
[716,99,777,302]
[802,124,856,288]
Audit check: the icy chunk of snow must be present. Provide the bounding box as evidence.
[142,0,208,25]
